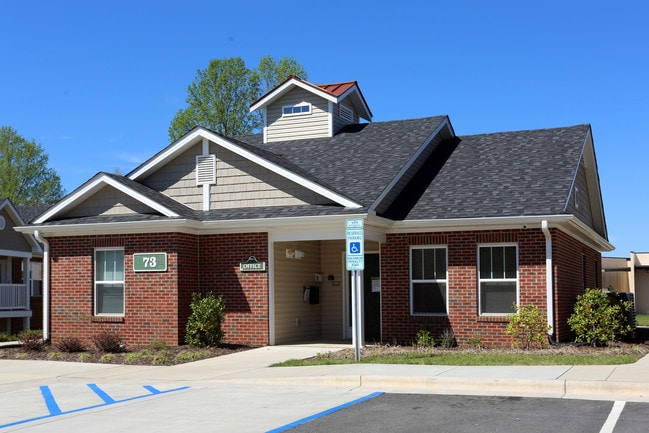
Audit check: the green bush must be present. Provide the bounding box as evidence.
[568,288,633,346]
[185,292,226,347]
[414,327,435,348]
[506,304,550,349]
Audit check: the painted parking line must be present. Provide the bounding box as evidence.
[0,384,190,430]
[266,391,384,433]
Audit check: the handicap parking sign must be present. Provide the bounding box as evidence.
[349,242,361,255]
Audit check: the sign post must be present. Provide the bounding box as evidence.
[346,218,364,361]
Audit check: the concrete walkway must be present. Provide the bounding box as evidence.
[1,343,648,402]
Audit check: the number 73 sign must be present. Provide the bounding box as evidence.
[133,253,168,272]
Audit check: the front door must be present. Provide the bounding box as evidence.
[345,253,381,342]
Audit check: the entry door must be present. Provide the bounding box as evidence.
[345,253,381,342]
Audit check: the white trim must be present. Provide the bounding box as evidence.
[94,247,125,317]
[409,245,448,316]
[129,129,361,209]
[250,77,339,113]
[0,249,32,258]
[477,243,519,316]
[328,101,334,137]
[32,174,179,224]
[268,239,275,345]
[281,102,312,117]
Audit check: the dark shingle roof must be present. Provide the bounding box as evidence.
[237,116,448,207]
[388,124,589,220]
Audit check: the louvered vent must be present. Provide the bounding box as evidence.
[339,104,354,123]
[196,154,216,185]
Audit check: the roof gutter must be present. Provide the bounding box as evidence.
[33,230,49,342]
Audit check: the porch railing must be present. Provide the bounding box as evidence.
[0,284,30,310]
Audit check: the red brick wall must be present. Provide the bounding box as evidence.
[551,229,601,341]
[48,231,269,348]
[382,229,550,347]
[199,233,269,346]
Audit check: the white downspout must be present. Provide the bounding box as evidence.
[33,230,49,341]
[541,220,554,338]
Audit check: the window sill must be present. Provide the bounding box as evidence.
[91,316,125,323]
[477,315,511,323]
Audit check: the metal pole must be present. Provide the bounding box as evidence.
[352,270,362,361]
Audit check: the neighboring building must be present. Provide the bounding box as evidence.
[0,198,43,334]
[603,253,649,314]
[16,77,612,347]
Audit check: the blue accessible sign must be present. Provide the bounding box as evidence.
[345,218,364,271]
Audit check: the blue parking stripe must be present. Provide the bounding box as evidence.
[39,386,62,416]
[87,384,116,404]
[266,392,384,433]
[0,384,191,430]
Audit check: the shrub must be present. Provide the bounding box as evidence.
[414,327,435,348]
[92,331,126,353]
[439,328,456,349]
[18,330,44,351]
[185,292,226,347]
[568,288,633,346]
[55,336,86,353]
[506,304,550,349]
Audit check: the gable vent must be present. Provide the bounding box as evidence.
[339,104,354,123]
[196,154,216,185]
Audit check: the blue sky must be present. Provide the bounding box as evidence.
[1,1,647,257]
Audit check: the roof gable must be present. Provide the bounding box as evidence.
[0,198,41,254]
[249,76,372,121]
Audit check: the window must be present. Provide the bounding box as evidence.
[478,245,518,314]
[95,249,124,315]
[31,262,43,297]
[282,103,311,116]
[410,246,447,315]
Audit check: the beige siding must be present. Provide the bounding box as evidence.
[319,240,346,340]
[0,209,31,252]
[64,185,156,217]
[141,143,203,210]
[266,89,331,142]
[273,241,322,344]
[141,141,334,211]
[567,159,595,228]
[211,145,333,209]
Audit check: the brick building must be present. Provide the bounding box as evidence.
[17,77,611,347]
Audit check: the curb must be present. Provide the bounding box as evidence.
[220,375,649,402]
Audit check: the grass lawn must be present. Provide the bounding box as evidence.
[272,346,647,367]
[637,314,649,327]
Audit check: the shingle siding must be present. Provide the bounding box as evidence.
[266,89,331,142]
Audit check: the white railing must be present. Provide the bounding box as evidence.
[0,284,29,310]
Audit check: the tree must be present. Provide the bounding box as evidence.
[0,126,65,206]
[168,56,307,141]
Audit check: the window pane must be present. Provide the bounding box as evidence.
[492,247,504,278]
[96,250,124,281]
[96,283,124,314]
[411,249,423,279]
[412,282,446,314]
[504,246,516,278]
[283,107,291,115]
[435,248,446,279]
[479,247,491,278]
[480,281,516,314]
[422,249,436,279]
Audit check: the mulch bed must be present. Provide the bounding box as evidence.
[0,342,252,366]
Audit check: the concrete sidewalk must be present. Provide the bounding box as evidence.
[1,343,648,402]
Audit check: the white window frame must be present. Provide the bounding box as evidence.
[94,248,125,316]
[409,245,448,316]
[282,102,312,117]
[477,243,519,316]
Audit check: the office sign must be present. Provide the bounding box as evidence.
[240,256,266,272]
[133,253,167,272]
